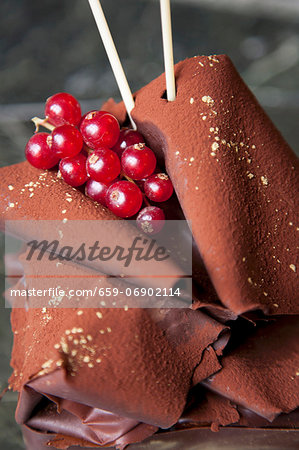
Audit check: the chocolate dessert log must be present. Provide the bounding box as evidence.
[5,248,229,447]
[0,162,190,293]
[9,304,228,446]
[103,55,299,316]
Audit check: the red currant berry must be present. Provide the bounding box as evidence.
[80,111,120,149]
[112,128,145,157]
[106,181,143,218]
[144,173,173,202]
[25,132,59,169]
[86,148,121,183]
[136,206,165,235]
[121,143,156,180]
[51,124,83,158]
[85,179,111,207]
[59,152,88,187]
[45,92,81,127]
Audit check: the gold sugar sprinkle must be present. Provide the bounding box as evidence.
[42,359,53,369]
[202,95,215,106]
[211,142,219,152]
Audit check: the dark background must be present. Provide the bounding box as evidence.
[0,0,299,448]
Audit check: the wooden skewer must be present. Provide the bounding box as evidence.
[160,0,176,101]
[88,0,136,128]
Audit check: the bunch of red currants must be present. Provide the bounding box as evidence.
[25,93,174,234]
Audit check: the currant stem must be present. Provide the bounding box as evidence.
[83,143,94,155]
[121,171,135,184]
[32,117,55,133]
[143,194,151,207]
[120,171,152,207]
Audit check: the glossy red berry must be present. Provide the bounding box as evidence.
[86,148,121,183]
[112,128,145,157]
[121,143,156,180]
[136,206,165,234]
[51,124,83,158]
[106,181,143,218]
[25,132,59,169]
[78,110,97,130]
[85,179,111,206]
[80,111,120,150]
[59,152,88,187]
[144,173,173,202]
[45,92,81,127]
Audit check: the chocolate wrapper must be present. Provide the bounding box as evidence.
[103,55,299,316]
[0,163,191,293]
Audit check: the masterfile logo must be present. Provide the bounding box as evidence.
[26,236,170,267]
[4,219,192,308]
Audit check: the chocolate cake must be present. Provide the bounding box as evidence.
[1,55,299,449]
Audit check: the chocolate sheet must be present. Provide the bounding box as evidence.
[205,316,299,421]
[178,389,239,431]
[236,406,299,429]
[18,387,157,449]
[179,388,299,431]
[103,55,299,316]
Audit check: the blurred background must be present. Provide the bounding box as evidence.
[0,0,299,448]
